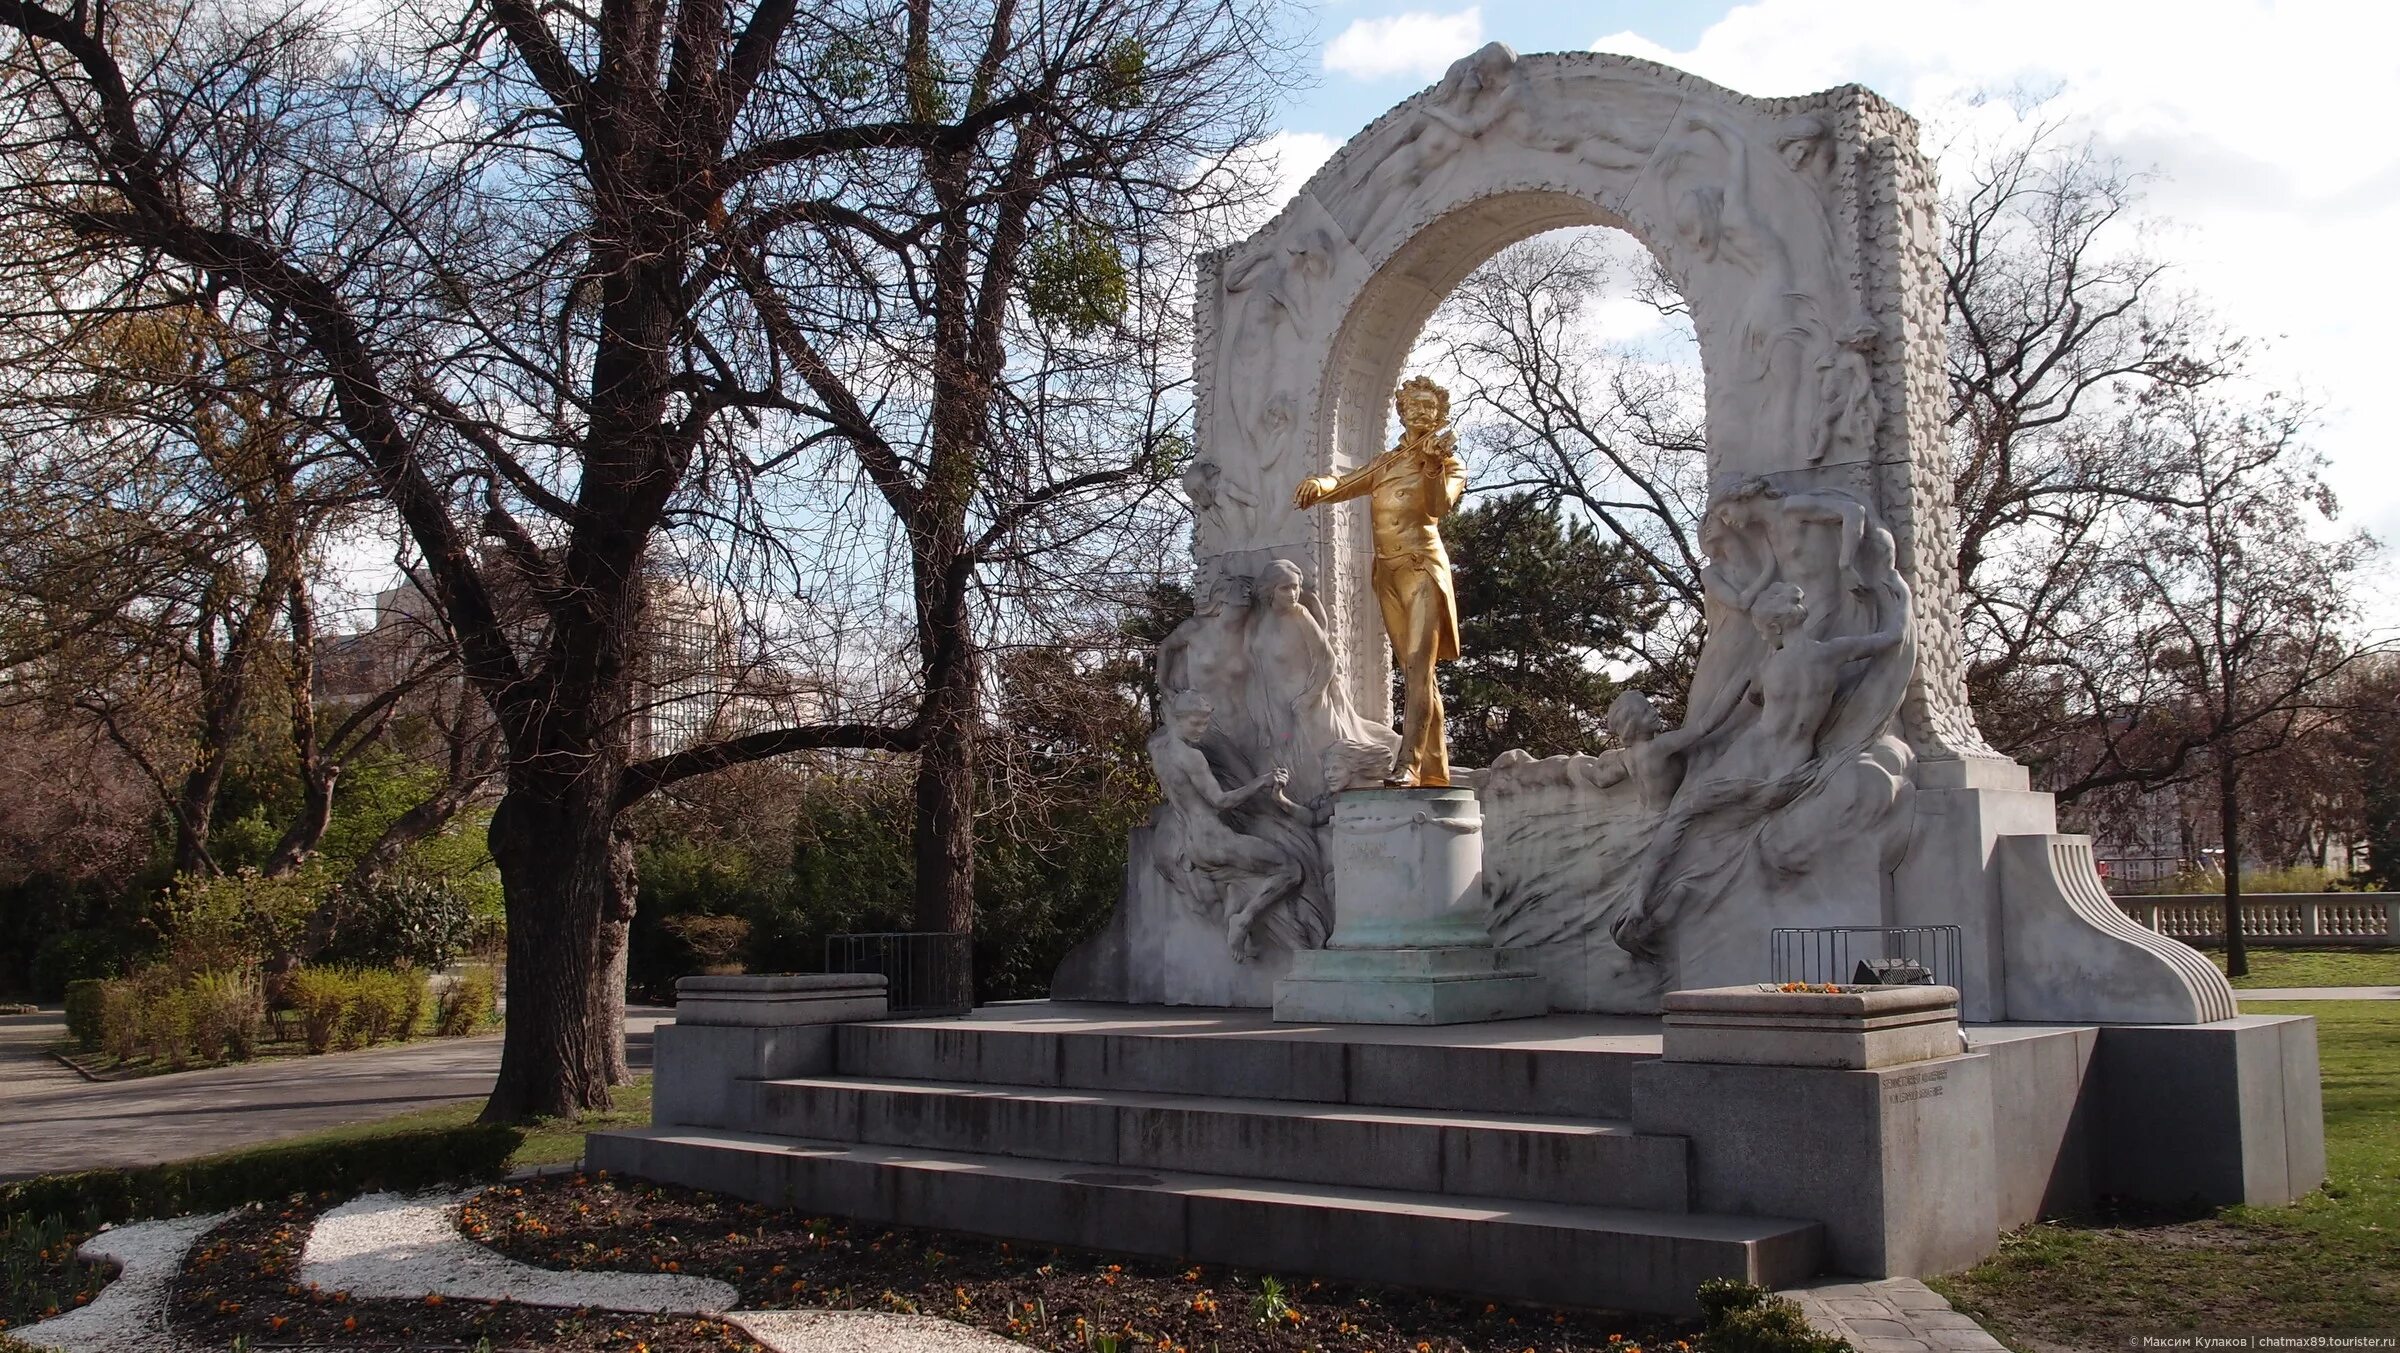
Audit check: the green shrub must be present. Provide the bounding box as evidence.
[346,969,416,1045]
[435,965,497,1036]
[327,871,479,970]
[285,966,356,1054]
[97,979,141,1061]
[142,984,192,1069]
[0,1123,523,1232]
[61,980,105,1050]
[185,971,262,1062]
[158,869,323,974]
[1696,1278,1853,1353]
[394,962,428,1037]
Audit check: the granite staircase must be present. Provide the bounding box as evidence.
[588,1009,1823,1313]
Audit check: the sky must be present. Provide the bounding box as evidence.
[1253,0,2400,635]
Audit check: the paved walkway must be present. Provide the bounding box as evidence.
[0,1008,669,1181]
[2238,986,2400,1000]
[1784,1278,2004,1353]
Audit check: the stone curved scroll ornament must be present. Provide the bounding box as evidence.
[1997,836,2238,1023]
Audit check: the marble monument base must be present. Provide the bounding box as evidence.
[1272,787,1546,1026]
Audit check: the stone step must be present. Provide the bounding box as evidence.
[833,1013,1652,1117]
[744,1076,1691,1212]
[585,1126,1821,1314]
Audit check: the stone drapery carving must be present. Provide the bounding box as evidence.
[1148,692,1321,960]
[1486,480,1917,1002]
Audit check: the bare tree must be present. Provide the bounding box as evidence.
[0,304,396,878]
[1414,230,1710,691]
[720,0,1289,1003]
[0,0,1289,1115]
[2104,392,2378,975]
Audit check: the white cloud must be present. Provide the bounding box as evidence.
[1198,130,1343,245]
[1324,6,1484,83]
[1253,130,1342,208]
[1600,0,2400,630]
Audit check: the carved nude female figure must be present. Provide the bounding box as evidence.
[1609,578,1906,959]
[1246,560,1399,805]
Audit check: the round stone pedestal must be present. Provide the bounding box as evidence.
[1272,788,1548,1025]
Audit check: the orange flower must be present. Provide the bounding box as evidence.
[343,1315,358,1331]
[425,1293,445,1306]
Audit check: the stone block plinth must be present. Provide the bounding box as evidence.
[1635,983,1996,1277]
[1662,984,1966,1069]
[1273,788,1545,1025]
[654,973,890,1129]
[673,972,889,1026]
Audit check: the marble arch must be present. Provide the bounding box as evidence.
[1058,44,2233,1027]
[1195,45,1994,773]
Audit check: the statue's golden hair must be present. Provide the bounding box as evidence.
[1394,375,1450,427]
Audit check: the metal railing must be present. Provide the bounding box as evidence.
[2114,894,2399,947]
[1770,925,1965,988]
[824,932,974,1015]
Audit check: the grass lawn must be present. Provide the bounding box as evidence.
[248,1072,655,1172]
[2212,947,2400,989]
[1934,1000,2400,1349]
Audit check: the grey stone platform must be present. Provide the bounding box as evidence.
[594,997,2323,1315]
[591,1003,1820,1313]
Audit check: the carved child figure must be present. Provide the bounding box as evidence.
[1575,690,1705,812]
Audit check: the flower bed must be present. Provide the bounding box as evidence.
[171,1194,762,1352]
[460,1173,1703,1353]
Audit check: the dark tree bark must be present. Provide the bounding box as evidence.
[485,780,624,1119]
[2219,749,2248,979]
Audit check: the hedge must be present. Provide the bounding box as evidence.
[0,1123,522,1230]
[60,980,104,1051]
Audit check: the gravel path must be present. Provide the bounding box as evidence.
[728,1311,1023,1353]
[11,1191,994,1353]
[13,1212,231,1353]
[302,1188,739,1313]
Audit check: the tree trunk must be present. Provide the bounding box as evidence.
[263,768,338,878]
[911,584,979,1010]
[2220,750,2248,979]
[597,823,636,1086]
[263,572,330,878]
[171,755,226,878]
[482,786,620,1121]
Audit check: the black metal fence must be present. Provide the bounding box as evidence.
[1769,925,1964,989]
[824,931,973,1016]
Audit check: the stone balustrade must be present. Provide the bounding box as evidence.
[2115,893,2399,946]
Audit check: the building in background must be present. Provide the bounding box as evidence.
[320,567,823,758]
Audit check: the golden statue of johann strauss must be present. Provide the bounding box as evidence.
[1291,376,1465,788]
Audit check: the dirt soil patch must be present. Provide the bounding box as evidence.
[171,1194,765,1352]
[462,1172,1703,1353]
